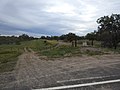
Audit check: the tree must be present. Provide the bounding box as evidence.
[86,31,96,46]
[41,36,46,39]
[51,36,59,41]
[19,34,30,41]
[59,35,67,41]
[66,33,77,47]
[97,14,120,49]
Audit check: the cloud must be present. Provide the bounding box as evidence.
[0,0,120,37]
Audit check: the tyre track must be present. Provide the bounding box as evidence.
[1,48,120,89]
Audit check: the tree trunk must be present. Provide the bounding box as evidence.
[72,41,74,47]
[91,40,94,46]
[75,40,77,47]
[114,44,117,49]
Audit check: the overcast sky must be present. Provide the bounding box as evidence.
[0,0,120,37]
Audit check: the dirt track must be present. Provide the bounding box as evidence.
[0,48,120,90]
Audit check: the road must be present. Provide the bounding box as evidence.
[0,48,120,90]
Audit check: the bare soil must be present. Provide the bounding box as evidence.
[0,48,120,90]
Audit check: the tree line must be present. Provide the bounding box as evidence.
[0,14,120,49]
[0,33,84,47]
[41,14,120,49]
[0,34,35,45]
[86,14,120,49]
[40,33,85,47]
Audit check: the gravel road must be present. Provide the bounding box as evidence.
[0,48,120,90]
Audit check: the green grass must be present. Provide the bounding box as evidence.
[103,47,120,54]
[39,40,105,58]
[0,39,58,73]
[0,45,23,73]
[21,39,58,51]
[40,45,80,58]
[82,49,104,56]
[1,39,119,73]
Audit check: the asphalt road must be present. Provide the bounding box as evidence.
[33,58,120,90]
[32,66,120,90]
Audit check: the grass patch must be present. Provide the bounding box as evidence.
[0,45,22,73]
[0,39,58,73]
[21,40,58,51]
[103,47,120,54]
[83,49,104,56]
[40,45,80,58]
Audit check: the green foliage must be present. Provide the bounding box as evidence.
[85,31,97,46]
[86,31,96,40]
[97,14,120,49]
[0,34,35,45]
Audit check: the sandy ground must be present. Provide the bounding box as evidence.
[0,48,120,90]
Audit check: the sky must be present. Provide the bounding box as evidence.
[0,0,120,37]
